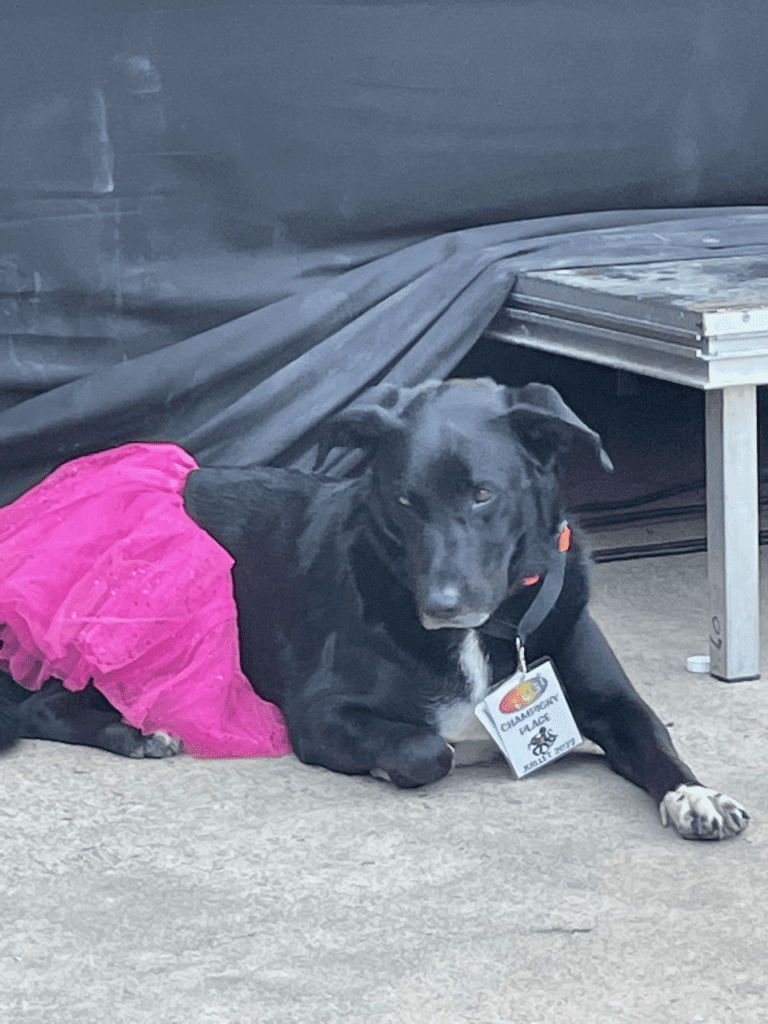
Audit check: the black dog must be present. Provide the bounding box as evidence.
[0,379,749,840]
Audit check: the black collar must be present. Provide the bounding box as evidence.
[479,521,570,648]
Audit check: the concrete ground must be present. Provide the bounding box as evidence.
[0,550,765,1024]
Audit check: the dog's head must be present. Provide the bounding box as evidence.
[319,378,611,630]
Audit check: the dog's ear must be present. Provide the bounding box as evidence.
[314,386,405,470]
[505,383,613,471]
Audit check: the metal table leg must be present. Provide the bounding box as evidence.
[706,385,760,681]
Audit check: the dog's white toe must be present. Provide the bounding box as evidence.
[660,784,749,840]
[138,731,183,758]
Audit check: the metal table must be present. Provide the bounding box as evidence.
[484,254,768,682]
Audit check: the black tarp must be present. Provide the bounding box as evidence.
[5,1,768,245]
[1,206,767,506]
[3,3,768,502]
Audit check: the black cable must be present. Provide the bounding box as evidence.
[580,502,704,530]
[592,537,708,562]
[578,478,768,562]
[594,530,768,563]
[571,479,706,515]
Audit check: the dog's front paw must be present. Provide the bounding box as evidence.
[660,784,749,840]
[370,737,455,788]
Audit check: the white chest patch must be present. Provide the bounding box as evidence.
[458,629,492,705]
[434,630,499,764]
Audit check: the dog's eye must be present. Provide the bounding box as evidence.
[474,488,493,504]
[397,495,411,507]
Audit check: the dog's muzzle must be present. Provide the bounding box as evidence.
[421,612,491,630]
[418,585,492,630]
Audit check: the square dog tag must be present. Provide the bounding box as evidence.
[474,658,582,778]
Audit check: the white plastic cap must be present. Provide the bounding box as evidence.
[686,655,710,674]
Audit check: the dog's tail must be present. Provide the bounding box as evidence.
[0,672,22,751]
[0,706,19,750]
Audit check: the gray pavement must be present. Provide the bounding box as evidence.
[1,549,765,1024]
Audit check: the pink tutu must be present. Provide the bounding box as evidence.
[0,443,291,759]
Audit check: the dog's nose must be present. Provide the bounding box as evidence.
[422,585,462,619]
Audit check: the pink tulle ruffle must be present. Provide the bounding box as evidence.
[0,443,291,759]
